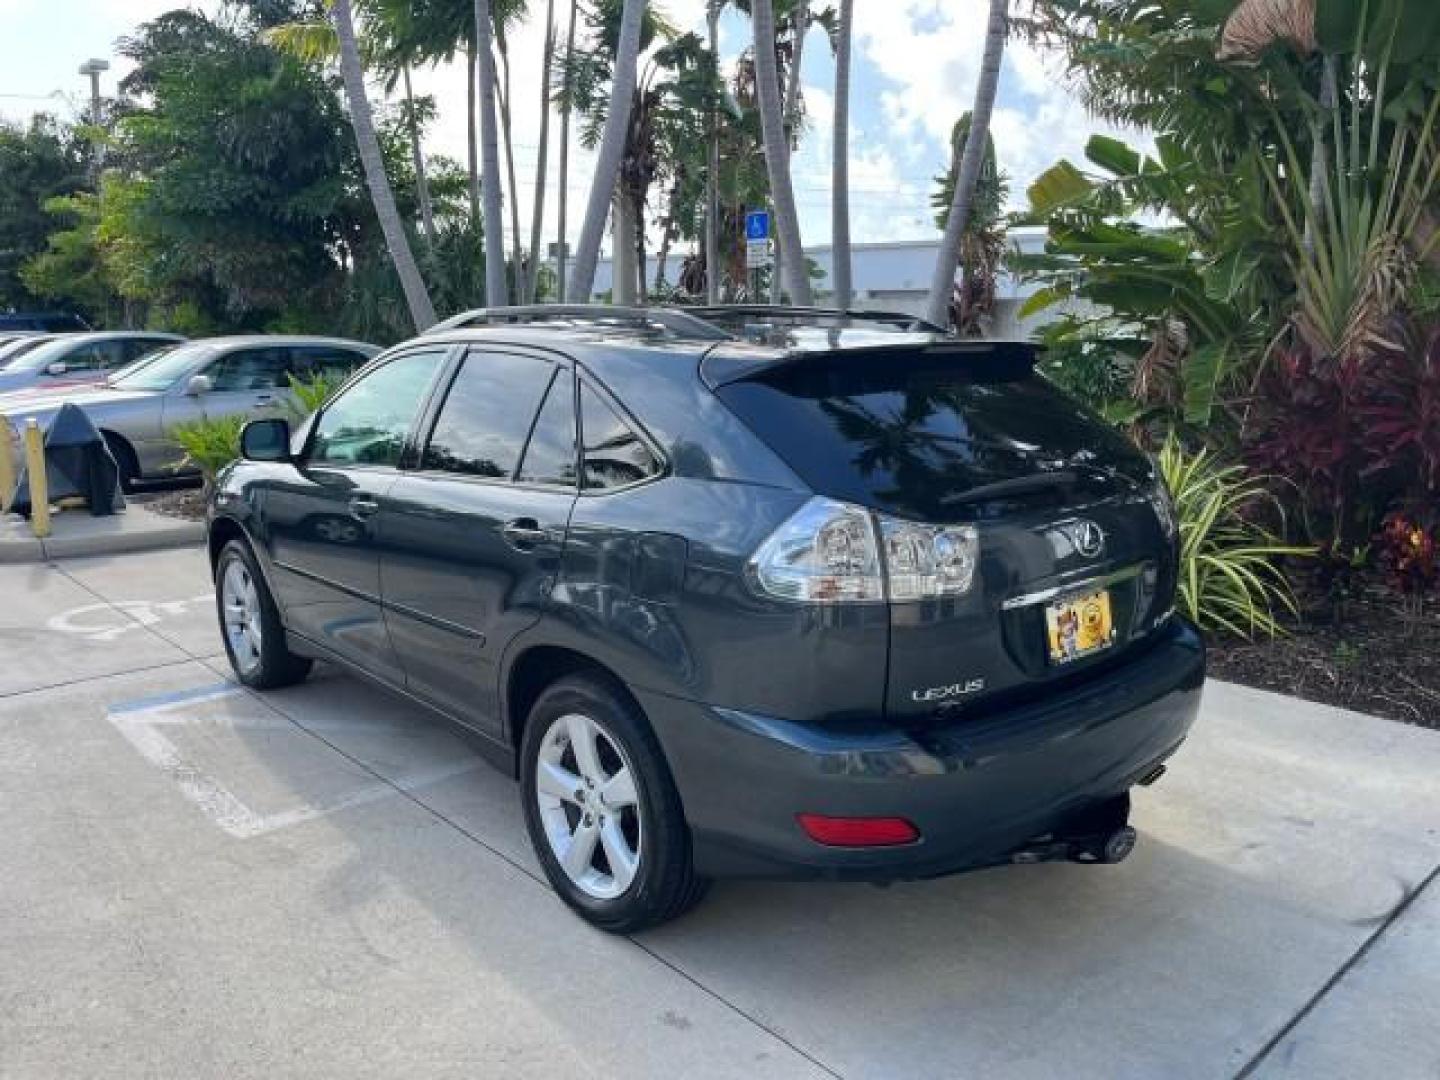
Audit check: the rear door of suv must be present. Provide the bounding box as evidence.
[380,346,579,735]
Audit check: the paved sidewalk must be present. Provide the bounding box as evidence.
[0,503,202,563]
[2,549,1437,1078]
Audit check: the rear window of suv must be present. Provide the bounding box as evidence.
[714,350,1146,522]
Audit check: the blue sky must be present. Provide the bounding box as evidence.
[0,0,1142,250]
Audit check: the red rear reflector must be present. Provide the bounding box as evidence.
[796,814,920,847]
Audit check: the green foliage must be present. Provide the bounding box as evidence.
[286,370,339,419]
[172,414,246,489]
[1158,435,1312,639]
[107,8,369,329]
[19,193,124,324]
[0,115,90,313]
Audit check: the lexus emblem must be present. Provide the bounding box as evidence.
[1074,520,1106,558]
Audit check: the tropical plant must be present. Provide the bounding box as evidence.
[932,113,1008,335]
[1374,511,1439,623]
[0,116,90,314]
[474,0,509,305]
[1158,434,1312,638]
[172,415,246,494]
[332,0,437,331]
[567,0,649,302]
[926,0,1007,329]
[830,0,853,308]
[750,0,813,303]
[286,370,340,418]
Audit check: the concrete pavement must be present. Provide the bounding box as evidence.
[2,546,1437,1078]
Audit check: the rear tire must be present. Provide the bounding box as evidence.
[520,674,709,932]
[215,539,312,690]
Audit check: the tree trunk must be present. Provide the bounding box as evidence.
[556,0,579,301]
[497,47,525,302]
[527,0,557,303]
[568,0,648,303]
[831,0,854,308]
[752,0,813,305]
[612,189,638,304]
[473,0,508,307]
[925,0,1006,329]
[466,43,481,229]
[705,7,721,304]
[772,6,807,303]
[402,65,437,250]
[332,0,436,330]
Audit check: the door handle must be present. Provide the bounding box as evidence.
[501,518,548,548]
[348,497,380,521]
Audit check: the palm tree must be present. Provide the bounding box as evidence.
[925,0,1006,329]
[400,65,438,248]
[751,0,813,304]
[556,0,579,300]
[567,0,648,303]
[473,0,508,306]
[831,0,853,308]
[526,0,557,302]
[331,0,437,330]
[705,0,722,303]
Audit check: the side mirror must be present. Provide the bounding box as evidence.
[240,418,292,463]
[46,361,68,376]
[185,374,212,397]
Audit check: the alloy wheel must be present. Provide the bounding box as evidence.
[221,559,263,676]
[534,712,643,900]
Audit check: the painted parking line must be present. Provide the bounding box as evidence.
[107,684,483,839]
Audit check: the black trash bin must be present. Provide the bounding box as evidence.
[9,403,125,516]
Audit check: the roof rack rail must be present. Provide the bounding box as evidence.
[426,304,731,341]
[685,305,949,335]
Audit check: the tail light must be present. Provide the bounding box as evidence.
[748,496,979,604]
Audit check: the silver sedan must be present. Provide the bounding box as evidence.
[0,334,379,487]
[0,331,184,395]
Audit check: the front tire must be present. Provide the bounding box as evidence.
[520,675,708,932]
[215,539,312,690]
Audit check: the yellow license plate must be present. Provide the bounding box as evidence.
[1045,589,1115,664]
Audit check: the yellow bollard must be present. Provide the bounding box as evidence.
[0,420,14,512]
[23,418,50,539]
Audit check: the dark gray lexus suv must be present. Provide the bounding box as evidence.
[208,306,1205,931]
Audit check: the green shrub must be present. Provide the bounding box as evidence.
[286,370,337,420]
[172,414,245,491]
[1158,435,1313,638]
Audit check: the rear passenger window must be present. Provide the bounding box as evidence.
[423,351,553,479]
[209,348,288,390]
[290,346,368,382]
[517,372,577,487]
[580,384,660,491]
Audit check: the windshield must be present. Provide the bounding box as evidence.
[0,336,53,370]
[108,342,212,391]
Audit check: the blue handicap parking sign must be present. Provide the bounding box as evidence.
[745,211,771,241]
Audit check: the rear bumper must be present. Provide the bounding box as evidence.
[636,617,1206,881]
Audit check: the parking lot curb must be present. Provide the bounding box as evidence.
[0,507,205,563]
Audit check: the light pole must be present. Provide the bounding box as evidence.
[77,58,109,176]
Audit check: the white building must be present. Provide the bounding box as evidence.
[588,226,1059,337]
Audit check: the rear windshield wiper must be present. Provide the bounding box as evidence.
[939,471,1083,507]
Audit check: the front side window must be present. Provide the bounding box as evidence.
[580,384,660,491]
[309,350,445,468]
[422,351,554,479]
[208,348,289,391]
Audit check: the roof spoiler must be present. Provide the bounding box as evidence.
[701,339,1042,388]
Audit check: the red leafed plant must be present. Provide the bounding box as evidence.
[1375,513,1439,623]
[1357,328,1440,513]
